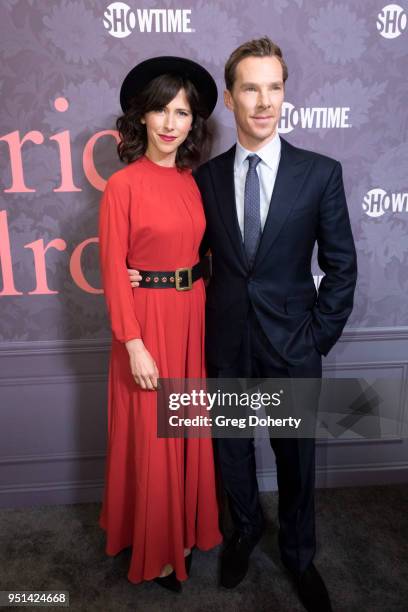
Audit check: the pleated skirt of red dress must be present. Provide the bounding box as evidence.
[99,282,222,583]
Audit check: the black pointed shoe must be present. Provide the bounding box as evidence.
[153,571,182,593]
[185,551,193,575]
[296,563,332,612]
[220,530,263,589]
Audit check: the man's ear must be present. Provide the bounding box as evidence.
[224,89,234,112]
[140,116,146,125]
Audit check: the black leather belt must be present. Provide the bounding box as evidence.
[138,262,202,291]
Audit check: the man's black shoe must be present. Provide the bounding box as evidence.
[220,530,262,589]
[295,563,332,612]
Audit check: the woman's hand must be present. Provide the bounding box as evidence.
[128,268,142,287]
[125,339,159,390]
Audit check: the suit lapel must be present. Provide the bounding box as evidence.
[209,145,249,270]
[253,138,312,269]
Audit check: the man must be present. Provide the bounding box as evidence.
[128,38,357,612]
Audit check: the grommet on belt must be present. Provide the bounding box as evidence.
[137,262,203,290]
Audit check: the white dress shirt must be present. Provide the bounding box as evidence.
[234,133,281,238]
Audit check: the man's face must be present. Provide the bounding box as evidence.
[224,55,284,150]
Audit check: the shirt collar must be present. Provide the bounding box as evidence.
[235,132,281,171]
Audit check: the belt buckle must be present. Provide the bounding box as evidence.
[175,267,192,291]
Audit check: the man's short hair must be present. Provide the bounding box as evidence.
[224,36,288,91]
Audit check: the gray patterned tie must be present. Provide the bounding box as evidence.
[244,154,262,267]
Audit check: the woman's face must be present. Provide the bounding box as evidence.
[142,88,193,165]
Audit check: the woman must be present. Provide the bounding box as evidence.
[98,57,222,592]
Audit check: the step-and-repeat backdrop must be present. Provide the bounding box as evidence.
[1,0,407,341]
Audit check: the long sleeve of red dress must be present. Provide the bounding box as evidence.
[98,174,142,343]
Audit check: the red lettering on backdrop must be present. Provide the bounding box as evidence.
[70,237,103,294]
[24,238,67,295]
[0,210,23,296]
[51,98,81,192]
[0,130,44,192]
[1,98,119,194]
[0,98,121,296]
[83,130,120,191]
[50,131,82,192]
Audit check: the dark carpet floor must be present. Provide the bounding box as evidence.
[0,485,407,612]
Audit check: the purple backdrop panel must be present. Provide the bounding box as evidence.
[0,1,407,506]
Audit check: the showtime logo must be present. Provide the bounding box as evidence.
[278,102,351,134]
[377,4,407,39]
[362,188,408,217]
[103,2,194,37]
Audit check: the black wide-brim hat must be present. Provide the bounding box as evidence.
[120,56,218,118]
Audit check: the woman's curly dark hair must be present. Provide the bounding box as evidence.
[116,73,211,170]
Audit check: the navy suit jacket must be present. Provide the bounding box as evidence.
[194,137,357,369]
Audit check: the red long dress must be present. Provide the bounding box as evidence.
[98,155,222,583]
